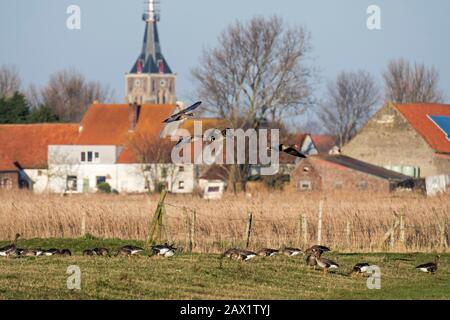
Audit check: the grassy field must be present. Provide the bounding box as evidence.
[0,237,448,300]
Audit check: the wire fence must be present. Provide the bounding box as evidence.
[0,191,448,253]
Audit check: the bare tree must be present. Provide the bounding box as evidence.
[41,69,115,122]
[0,65,21,98]
[318,70,380,147]
[383,58,444,104]
[192,15,315,126]
[124,132,179,193]
[192,15,315,191]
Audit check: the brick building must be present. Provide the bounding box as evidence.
[343,102,450,178]
[290,154,413,193]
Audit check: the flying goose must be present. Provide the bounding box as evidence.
[115,245,145,257]
[163,101,202,124]
[416,256,440,273]
[281,247,303,257]
[151,243,176,257]
[313,251,339,274]
[268,144,307,158]
[257,248,279,257]
[206,128,232,142]
[0,233,21,257]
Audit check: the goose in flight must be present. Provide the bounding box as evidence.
[268,144,307,158]
[163,101,202,124]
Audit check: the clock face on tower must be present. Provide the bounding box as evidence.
[134,79,142,88]
[160,79,166,87]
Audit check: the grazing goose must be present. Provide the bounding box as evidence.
[305,253,317,268]
[115,245,144,257]
[221,248,257,261]
[59,249,72,256]
[20,249,44,257]
[93,248,110,256]
[305,245,331,256]
[0,233,21,257]
[257,248,279,257]
[416,256,440,273]
[281,247,303,257]
[163,101,202,124]
[151,243,176,257]
[268,144,307,158]
[313,251,339,274]
[352,263,371,274]
[235,249,258,261]
[43,248,61,256]
[83,249,97,256]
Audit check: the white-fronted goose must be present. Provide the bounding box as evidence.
[163,101,201,124]
[83,249,97,256]
[0,233,21,257]
[151,243,176,257]
[43,248,61,256]
[305,245,331,256]
[236,249,257,261]
[257,248,279,257]
[313,251,339,274]
[115,245,144,256]
[20,249,44,257]
[416,256,440,273]
[281,247,303,257]
[93,248,110,256]
[305,253,317,268]
[352,263,371,274]
[59,249,72,256]
[269,144,307,158]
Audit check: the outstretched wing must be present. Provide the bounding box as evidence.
[283,146,307,158]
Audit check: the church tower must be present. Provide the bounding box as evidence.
[125,0,176,104]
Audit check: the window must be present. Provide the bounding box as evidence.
[358,181,368,190]
[66,176,77,191]
[0,178,13,190]
[178,166,184,172]
[207,186,220,193]
[94,152,100,162]
[161,167,168,179]
[37,170,43,176]
[178,181,185,190]
[96,176,106,186]
[81,152,86,162]
[87,151,93,162]
[334,182,343,190]
[297,180,312,191]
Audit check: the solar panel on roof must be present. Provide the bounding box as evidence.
[429,115,450,141]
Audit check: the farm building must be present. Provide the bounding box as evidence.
[343,102,450,178]
[290,154,416,193]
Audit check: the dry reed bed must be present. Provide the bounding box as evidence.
[0,191,448,253]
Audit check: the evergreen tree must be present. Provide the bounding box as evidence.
[28,105,60,123]
[0,92,30,124]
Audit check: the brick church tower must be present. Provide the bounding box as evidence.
[125,0,176,104]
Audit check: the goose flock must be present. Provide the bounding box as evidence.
[0,234,441,275]
[0,234,176,259]
[220,244,441,275]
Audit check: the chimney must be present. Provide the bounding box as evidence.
[128,102,141,131]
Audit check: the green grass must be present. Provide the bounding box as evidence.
[0,238,449,300]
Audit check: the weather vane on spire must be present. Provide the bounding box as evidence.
[142,0,160,22]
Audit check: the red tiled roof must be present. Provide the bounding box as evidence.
[394,103,450,154]
[311,135,337,154]
[0,124,79,170]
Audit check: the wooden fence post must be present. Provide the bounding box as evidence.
[439,222,448,249]
[346,221,351,249]
[146,189,167,249]
[302,214,308,246]
[244,211,253,248]
[399,210,406,247]
[297,214,302,247]
[81,210,86,237]
[189,209,196,253]
[317,200,324,245]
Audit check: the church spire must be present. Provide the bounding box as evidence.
[130,0,172,74]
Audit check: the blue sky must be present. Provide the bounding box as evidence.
[1,0,449,121]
